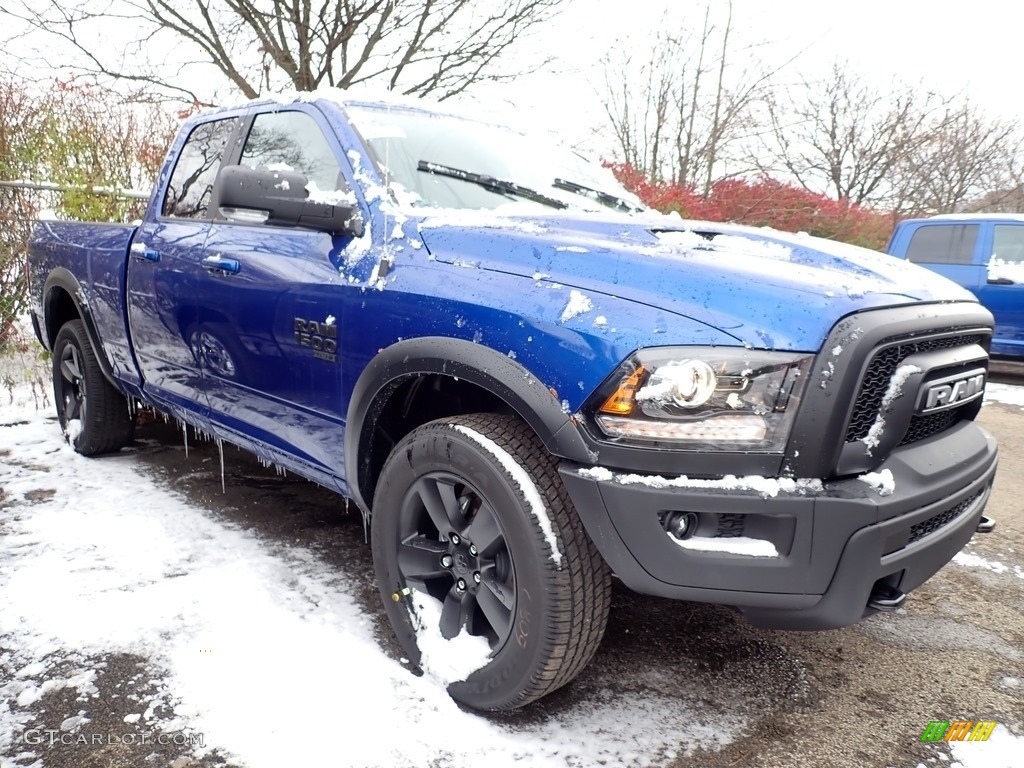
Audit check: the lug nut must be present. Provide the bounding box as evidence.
[456,578,467,592]
[473,571,481,584]
[450,533,461,545]
[469,544,478,556]
[440,554,454,568]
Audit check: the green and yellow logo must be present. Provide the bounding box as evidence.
[920,720,997,742]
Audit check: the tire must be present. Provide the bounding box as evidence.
[52,319,134,455]
[371,413,611,711]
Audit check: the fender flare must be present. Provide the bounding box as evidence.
[344,336,594,512]
[42,267,119,389]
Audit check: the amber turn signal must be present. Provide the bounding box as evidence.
[598,366,646,415]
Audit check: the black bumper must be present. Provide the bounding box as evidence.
[559,422,998,630]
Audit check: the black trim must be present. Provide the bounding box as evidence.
[783,302,993,479]
[344,337,594,513]
[559,422,997,630]
[42,267,120,389]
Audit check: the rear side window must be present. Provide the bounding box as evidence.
[239,111,345,196]
[905,224,979,265]
[992,224,1024,264]
[162,118,239,218]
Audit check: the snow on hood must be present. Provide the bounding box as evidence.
[414,211,976,352]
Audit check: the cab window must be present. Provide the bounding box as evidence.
[905,224,979,265]
[239,111,346,198]
[162,118,239,219]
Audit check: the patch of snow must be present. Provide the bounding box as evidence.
[275,179,290,191]
[578,467,614,482]
[987,257,1024,284]
[560,290,593,323]
[555,245,588,253]
[984,383,1024,409]
[670,536,779,558]
[593,315,608,327]
[410,593,492,685]
[613,473,824,499]
[861,364,921,452]
[832,345,843,356]
[391,223,404,239]
[948,724,1024,768]
[265,162,294,172]
[452,425,562,566]
[325,315,336,326]
[651,230,706,249]
[953,551,1023,580]
[64,419,83,443]
[857,469,896,496]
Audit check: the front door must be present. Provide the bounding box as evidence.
[196,107,365,480]
[978,224,1024,357]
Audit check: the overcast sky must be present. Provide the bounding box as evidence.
[6,0,1022,156]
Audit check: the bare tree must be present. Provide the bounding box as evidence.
[3,0,565,104]
[601,1,778,196]
[758,62,936,207]
[895,97,1024,215]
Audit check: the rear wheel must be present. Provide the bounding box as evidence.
[371,413,611,711]
[52,319,134,455]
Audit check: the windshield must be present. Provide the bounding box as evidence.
[344,103,645,214]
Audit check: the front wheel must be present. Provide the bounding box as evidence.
[371,413,611,711]
[52,319,134,455]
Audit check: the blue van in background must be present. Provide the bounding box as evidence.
[887,215,1024,360]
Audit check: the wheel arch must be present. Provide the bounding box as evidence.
[41,267,119,388]
[344,337,594,515]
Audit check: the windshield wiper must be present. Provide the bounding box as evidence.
[553,178,644,213]
[418,160,567,210]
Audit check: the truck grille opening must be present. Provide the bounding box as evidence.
[845,333,986,445]
[907,492,980,545]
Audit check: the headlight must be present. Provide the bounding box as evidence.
[585,347,812,452]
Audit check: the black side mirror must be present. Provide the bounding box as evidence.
[216,165,364,237]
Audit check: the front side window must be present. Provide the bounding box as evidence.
[240,111,345,197]
[992,224,1024,264]
[905,224,979,265]
[162,118,239,218]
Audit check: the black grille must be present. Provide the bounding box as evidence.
[908,493,980,545]
[845,333,985,443]
[899,410,960,446]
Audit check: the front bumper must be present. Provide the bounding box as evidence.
[559,422,998,630]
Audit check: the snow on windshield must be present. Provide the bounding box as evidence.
[344,104,644,214]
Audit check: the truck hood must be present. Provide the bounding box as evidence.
[414,210,978,351]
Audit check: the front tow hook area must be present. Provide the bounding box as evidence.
[867,583,906,613]
[976,515,996,534]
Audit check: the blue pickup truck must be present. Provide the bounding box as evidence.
[29,92,1000,711]
[887,215,1024,360]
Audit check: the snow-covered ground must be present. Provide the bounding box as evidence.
[984,382,1024,409]
[0,384,743,768]
[3,371,1024,768]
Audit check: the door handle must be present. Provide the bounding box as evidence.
[987,277,1015,285]
[202,255,242,274]
[130,243,160,262]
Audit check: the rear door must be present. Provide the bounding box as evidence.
[127,116,241,415]
[196,106,367,480]
[901,221,984,289]
[977,223,1024,357]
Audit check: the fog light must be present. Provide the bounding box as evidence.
[663,511,698,541]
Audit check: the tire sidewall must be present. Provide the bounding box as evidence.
[52,323,90,449]
[372,423,564,711]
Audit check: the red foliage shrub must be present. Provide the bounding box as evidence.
[609,163,894,251]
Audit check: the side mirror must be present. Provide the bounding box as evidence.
[216,165,364,237]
